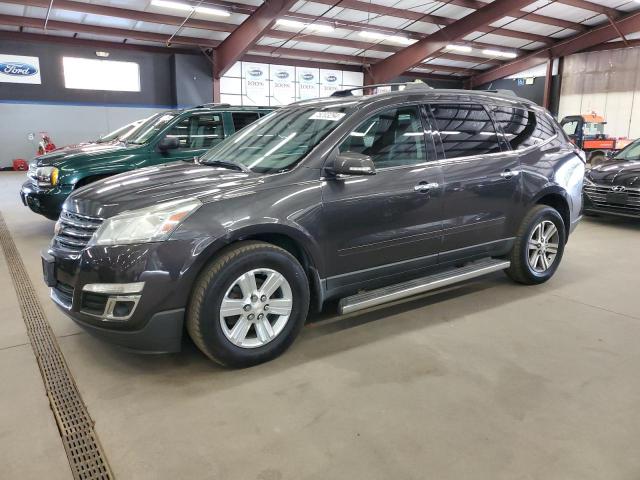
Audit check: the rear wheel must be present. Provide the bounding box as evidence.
[186,241,310,368]
[506,205,566,285]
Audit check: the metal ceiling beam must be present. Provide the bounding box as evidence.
[468,9,640,87]
[0,13,218,47]
[367,0,535,84]
[555,0,620,18]
[310,0,587,32]
[2,0,545,57]
[214,0,298,77]
[0,29,196,54]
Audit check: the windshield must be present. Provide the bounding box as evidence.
[127,112,178,145]
[614,139,640,161]
[200,103,355,174]
[97,120,142,143]
[583,122,605,137]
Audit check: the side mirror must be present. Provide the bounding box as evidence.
[158,136,179,151]
[326,152,376,177]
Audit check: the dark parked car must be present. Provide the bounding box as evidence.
[583,138,640,218]
[21,105,271,220]
[42,85,584,367]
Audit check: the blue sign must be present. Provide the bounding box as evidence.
[0,62,38,77]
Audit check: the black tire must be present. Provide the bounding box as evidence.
[186,241,310,368]
[506,205,566,285]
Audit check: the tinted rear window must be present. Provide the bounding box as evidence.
[491,106,557,150]
[429,104,502,159]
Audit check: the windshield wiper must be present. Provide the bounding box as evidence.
[203,159,250,172]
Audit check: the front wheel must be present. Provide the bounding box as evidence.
[506,205,566,285]
[187,241,310,368]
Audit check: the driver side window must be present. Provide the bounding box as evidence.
[339,106,426,168]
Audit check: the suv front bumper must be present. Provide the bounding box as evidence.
[21,180,73,220]
[43,239,203,353]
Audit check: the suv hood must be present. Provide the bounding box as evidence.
[64,161,264,218]
[588,160,640,188]
[33,142,138,167]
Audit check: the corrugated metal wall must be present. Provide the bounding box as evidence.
[559,48,640,140]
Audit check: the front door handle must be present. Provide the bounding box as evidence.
[500,169,520,180]
[414,182,439,193]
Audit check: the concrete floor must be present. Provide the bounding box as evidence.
[1,170,639,480]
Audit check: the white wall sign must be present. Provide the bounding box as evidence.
[270,65,295,106]
[320,69,342,97]
[0,54,41,84]
[297,68,320,100]
[242,62,268,106]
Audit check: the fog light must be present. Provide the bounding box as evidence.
[83,282,144,295]
[102,295,141,322]
[112,300,136,318]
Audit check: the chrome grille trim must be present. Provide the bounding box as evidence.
[53,210,103,255]
[584,184,640,211]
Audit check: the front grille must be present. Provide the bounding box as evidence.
[54,210,103,255]
[584,184,640,214]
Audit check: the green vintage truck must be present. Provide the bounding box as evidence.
[21,104,272,220]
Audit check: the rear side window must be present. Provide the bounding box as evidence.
[339,106,426,168]
[165,113,224,149]
[429,104,502,159]
[232,112,260,132]
[491,106,557,150]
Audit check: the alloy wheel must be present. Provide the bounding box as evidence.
[219,268,293,348]
[527,220,560,274]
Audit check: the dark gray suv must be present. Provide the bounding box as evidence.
[42,85,585,367]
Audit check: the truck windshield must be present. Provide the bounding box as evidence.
[583,122,605,137]
[200,103,354,174]
[127,113,178,145]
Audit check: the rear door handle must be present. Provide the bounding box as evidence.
[500,169,520,179]
[414,182,439,193]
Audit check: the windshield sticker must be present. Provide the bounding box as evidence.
[309,112,346,121]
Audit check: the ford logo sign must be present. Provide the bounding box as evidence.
[248,68,263,78]
[0,62,38,77]
[325,74,337,83]
[275,70,289,80]
[302,73,315,81]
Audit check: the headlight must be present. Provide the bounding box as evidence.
[36,166,59,187]
[88,198,202,246]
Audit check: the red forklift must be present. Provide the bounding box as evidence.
[560,113,632,166]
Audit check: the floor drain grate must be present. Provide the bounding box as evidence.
[0,212,114,479]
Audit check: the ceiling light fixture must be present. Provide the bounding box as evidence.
[359,31,415,45]
[482,49,517,59]
[446,44,472,53]
[276,18,334,32]
[151,0,230,17]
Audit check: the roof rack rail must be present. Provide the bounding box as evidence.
[194,102,232,108]
[331,81,432,97]
[482,89,517,97]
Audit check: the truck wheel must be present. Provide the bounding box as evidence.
[186,241,310,368]
[506,205,566,285]
[589,153,605,167]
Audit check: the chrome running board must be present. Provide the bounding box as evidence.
[338,258,510,315]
